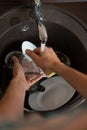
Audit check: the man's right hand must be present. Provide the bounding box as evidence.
[26,47,61,73]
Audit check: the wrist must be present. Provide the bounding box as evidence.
[51,60,65,74]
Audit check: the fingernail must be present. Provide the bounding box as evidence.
[12,56,18,63]
[26,49,30,53]
[12,56,16,61]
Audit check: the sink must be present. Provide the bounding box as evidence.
[0,5,87,114]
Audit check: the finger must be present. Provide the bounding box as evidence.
[26,49,40,61]
[12,56,24,76]
[12,56,21,71]
[12,56,20,64]
[28,74,43,86]
[28,75,37,80]
[34,47,49,55]
[33,47,41,55]
[49,47,53,50]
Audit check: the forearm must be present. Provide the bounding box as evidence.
[52,61,87,99]
[0,78,26,121]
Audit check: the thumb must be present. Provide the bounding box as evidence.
[26,49,39,61]
[12,56,19,64]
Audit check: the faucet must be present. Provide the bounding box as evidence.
[32,0,48,45]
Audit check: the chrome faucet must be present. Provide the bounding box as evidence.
[32,0,42,23]
[32,0,48,44]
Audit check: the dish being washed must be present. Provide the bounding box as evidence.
[22,41,36,61]
[5,41,42,79]
[5,41,36,66]
[28,76,75,111]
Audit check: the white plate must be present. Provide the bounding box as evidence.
[22,41,36,61]
[29,76,75,111]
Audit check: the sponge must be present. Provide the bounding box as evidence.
[45,69,56,78]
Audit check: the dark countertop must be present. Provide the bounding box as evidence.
[0,2,87,24]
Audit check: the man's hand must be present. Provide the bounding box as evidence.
[0,56,43,121]
[12,56,43,90]
[26,47,61,73]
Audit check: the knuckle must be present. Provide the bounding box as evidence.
[49,47,53,51]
